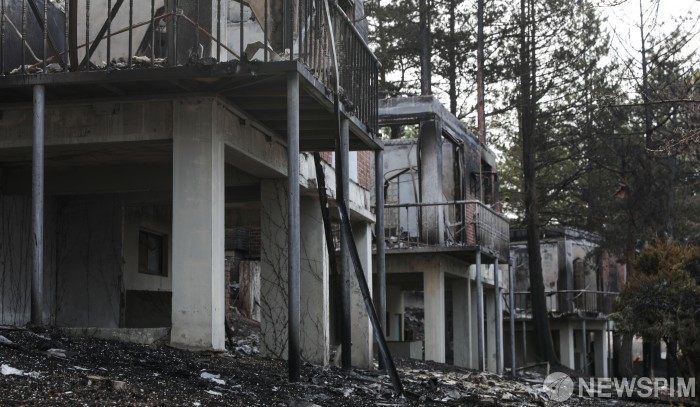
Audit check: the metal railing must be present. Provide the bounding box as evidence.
[509,290,619,316]
[383,200,509,255]
[0,0,379,133]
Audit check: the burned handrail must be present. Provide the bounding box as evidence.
[509,290,620,315]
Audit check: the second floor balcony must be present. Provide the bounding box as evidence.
[383,200,510,261]
[0,0,380,151]
[510,290,619,319]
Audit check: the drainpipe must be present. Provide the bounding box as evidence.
[31,85,45,326]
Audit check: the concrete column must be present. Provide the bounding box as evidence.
[171,99,225,350]
[386,285,404,341]
[559,323,576,370]
[485,289,497,372]
[299,196,330,365]
[594,329,609,378]
[580,320,588,374]
[260,180,290,358]
[32,85,45,326]
[469,276,478,369]
[424,269,445,363]
[452,279,470,367]
[350,221,373,368]
[418,119,444,245]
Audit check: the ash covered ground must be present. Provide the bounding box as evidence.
[0,317,676,406]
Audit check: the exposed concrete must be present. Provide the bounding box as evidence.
[350,221,373,368]
[0,101,173,150]
[239,261,262,322]
[62,327,171,345]
[386,285,404,342]
[259,180,290,359]
[485,289,496,373]
[299,196,330,365]
[170,99,226,351]
[452,279,470,368]
[418,119,444,245]
[559,322,576,370]
[469,279,479,369]
[423,269,445,363]
[123,205,172,293]
[594,329,609,378]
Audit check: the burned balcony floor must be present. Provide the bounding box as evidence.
[0,0,380,151]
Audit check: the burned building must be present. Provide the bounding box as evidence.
[509,227,625,377]
[0,0,385,380]
[375,96,510,373]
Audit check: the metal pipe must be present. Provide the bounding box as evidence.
[107,0,111,67]
[128,0,133,68]
[339,118,351,371]
[150,0,154,62]
[1,0,4,74]
[286,71,301,383]
[85,0,90,70]
[22,0,25,73]
[476,251,484,371]
[43,0,47,69]
[581,319,587,375]
[239,0,242,58]
[216,0,221,60]
[263,0,268,62]
[31,84,45,326]
[336,199,403,395]
[509,258,516,377]
[522,319,527,365]
[494,259,503,375]
[375,149,386,369]
[64,0,69,70]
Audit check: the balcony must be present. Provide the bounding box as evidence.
[0,0,379,150]
[510,290,619,319]
[383,200,510,261]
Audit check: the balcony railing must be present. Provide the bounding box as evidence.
[0,0,379,133]
[509,290,619,317]
[383,200,510,256]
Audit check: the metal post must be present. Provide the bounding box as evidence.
[494,259,502,375]
[31,85,45,326]
[287,72,301,382]
[376,149,386,370]
[522,319,527,365]
[509,259,516,377]
[476,251,485,371]
[581,319,587,375]
[339,118,351,370]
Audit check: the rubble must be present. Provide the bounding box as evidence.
[0,321,673,406]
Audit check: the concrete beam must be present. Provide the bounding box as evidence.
[170,98,225,350]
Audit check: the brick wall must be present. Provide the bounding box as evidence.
[357,150,372,190]
[319,151,333,164]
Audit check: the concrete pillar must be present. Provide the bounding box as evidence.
[581,320,588,374]
[171,99,225,350]
[299,196,330,365]
[386,285,404,342]
[418,119,444,245]
[469,277,479,369]
[350,221,373,368]
[594,329,609,378]
[452,279,470,367]
[424,269,445,363]
[485,288,497,372]
[559,323,576,370]
[259,180,290,358]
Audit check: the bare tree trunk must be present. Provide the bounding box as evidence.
[519,0,559,365]
[448,0,457,114]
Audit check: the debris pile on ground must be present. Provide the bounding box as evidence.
[0,322,674,406]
